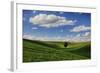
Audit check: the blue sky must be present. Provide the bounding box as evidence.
[23,10,91,42]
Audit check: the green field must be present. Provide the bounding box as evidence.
[23,39,91,62]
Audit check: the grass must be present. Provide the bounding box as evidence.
[23,39,91,62]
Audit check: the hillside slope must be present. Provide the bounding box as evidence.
[23,39,91,62]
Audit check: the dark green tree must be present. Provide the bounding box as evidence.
[64,42,68,48]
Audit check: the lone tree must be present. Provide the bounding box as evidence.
[64,42,68,48]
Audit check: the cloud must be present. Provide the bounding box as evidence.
[70,25,91,32]
[84,32,91,37]
[73,32,91,42]
[76,32,91,37]
[76,34,81,37]
[23,34,33,40]
[29,14,76,28]
[76,32,91,38]
[32,27,38,30]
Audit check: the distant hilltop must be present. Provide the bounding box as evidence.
[23,37,91,43]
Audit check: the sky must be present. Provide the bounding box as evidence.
[23,10,91,42]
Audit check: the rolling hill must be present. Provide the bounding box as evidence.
[23,39,91,62]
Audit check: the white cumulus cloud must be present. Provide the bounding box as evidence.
[73,32,91,42]
[29,14,76,28]
[70,25,91,32]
